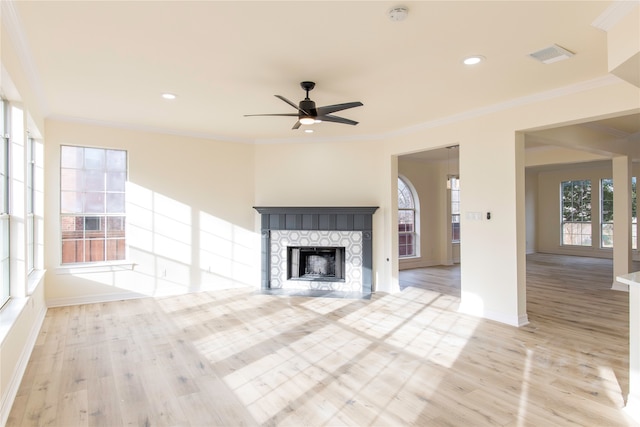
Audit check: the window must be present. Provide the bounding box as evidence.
[450,176,460,242]
[0,100,8,307]
[601,178,613,248]
[398,177,416,257]
[599,177,637,249]
[633,177,637,250]
[27,137,35,272]
[60,146,127,264]
[561,180,592,246]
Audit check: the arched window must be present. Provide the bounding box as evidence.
[398,177,417,257]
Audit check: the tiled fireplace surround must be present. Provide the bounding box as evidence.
[254,207,378,297]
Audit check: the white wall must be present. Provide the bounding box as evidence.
[44,120,260,305]
[525,168,538,254]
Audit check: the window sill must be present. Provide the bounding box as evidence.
[27,269,46,294]
[56,261,136,275]
[0,297,29,346]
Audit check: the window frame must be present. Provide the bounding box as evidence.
[0,99,9,307]
[560,179,592,247]
[60,145,128,265]
[633,177,637,250]
[450,176,460,243]
[600,178,613,248]
[598,177,637,250]
[398,176,418,258]
[27,136,35,273]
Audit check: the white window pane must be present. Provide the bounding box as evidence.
[84,147,105,169]
[1,217,8,258]
[60,169,82,191]
[84,170,105,191]
[61,191,83,213]
[61,145,83,168]
[107,149,127,171]
[107,171,126,191]
[106,193,125,213]
[84,192,105,213]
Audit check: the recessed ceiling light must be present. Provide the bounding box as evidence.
[161,93,177,100]
[463,55,485,65]
[305,129,314,133]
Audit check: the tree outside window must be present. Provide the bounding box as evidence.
[561,180,592,246]
[600,177,637,249]
[601,178,613,247]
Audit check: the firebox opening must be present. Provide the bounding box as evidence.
[288,246,346,282]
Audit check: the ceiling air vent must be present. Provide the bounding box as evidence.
[529,44,574,64]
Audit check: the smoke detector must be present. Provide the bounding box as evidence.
[388,6,408,21]
[529,44,575,64]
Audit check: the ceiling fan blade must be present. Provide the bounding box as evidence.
[244,113,299,117]
[317,115,359,126]
[292,120,302,130]
[275,95,309,115]
[316,102,363,116]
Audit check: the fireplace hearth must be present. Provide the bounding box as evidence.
[254,206,378,297]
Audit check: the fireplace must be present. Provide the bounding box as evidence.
[254,206,378,297]
[288,246,345,281]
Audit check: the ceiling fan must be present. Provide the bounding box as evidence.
[244,81,363,130]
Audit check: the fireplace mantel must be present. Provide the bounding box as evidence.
[254,206,378,297]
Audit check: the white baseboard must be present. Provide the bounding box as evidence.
[0,304,46,427]
[47,291,146,308]
[611,281,630,292]
[625,394,640,424]
[458,302,529,327]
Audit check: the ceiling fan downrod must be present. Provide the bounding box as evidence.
[300,81,315,100]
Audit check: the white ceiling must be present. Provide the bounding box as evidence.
[4,1,637,143]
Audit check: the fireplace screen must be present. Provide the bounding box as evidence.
[288,246,346,282]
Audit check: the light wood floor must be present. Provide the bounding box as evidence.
[7,253,638,426]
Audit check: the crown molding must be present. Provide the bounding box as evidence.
[383,74,622,139]
[592,0,639,31]
[1,0,49,115]
[47,114,255,144]
[580,121,631,139]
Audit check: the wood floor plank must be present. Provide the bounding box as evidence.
[6,253,639,426]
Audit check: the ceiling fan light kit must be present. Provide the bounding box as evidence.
[244,81,363,130]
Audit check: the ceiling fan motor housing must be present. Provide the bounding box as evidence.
[299,99,317,118]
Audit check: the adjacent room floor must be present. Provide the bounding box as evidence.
[7,254,636,426]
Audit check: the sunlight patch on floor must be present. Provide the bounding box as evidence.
[223,323,369,424]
